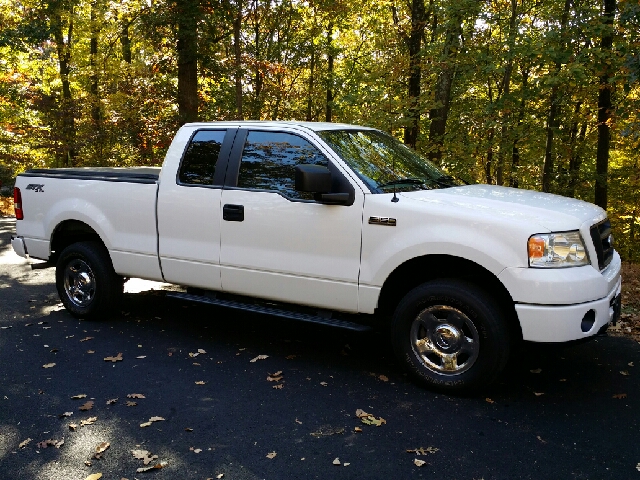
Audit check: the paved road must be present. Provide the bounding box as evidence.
[1,216,639,480]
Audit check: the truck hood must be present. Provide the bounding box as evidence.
[400,184,606,231]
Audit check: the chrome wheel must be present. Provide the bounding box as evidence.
[410,305,480,375]
[63,259,96,308]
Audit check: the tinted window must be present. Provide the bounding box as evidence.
[179,130,226,185]
[237,131,329,200]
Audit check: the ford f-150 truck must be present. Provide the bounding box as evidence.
[11,121,622,392]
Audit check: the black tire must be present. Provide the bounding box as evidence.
[55,241,123,320]
[391,279,511,393]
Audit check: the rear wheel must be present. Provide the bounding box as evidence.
[391,279,511,392]
[56,241,123,320]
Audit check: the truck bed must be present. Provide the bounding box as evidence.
[20,167,160,184]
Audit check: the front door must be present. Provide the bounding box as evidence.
[219,129,364,312]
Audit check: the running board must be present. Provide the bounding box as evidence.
[165,292,371,332]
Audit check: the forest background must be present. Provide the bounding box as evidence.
[0,0,638,260]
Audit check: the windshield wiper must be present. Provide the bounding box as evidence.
[377,178,426,189]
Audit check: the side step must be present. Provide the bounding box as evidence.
[165,291,371,332]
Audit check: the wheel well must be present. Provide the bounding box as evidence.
[50,220,105,263]
[376,254,522,340]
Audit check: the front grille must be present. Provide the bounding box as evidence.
[590,219,613,270]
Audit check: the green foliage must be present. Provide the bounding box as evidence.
[0,0,638,258]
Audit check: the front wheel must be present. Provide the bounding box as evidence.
[56,241,123,320]
[391,279,511,393]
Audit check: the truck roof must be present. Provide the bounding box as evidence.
[182,121,377,132]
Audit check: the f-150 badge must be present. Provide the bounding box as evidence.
[26,184,45,192]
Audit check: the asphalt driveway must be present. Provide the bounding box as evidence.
[1,216,639,479]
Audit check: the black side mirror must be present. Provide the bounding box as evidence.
[295,164,332,193]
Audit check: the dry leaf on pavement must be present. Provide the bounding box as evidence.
[71,394,87,399]
[266,451,277,459]
[126,401,137,407]
[132,449,158,465]
[18,438,31,449]
[127,393,145,399]
[79,401,94,411]
[95,442,110,454]
[136,462,167,472]
[267,371,283,382]
[332,458,341,465]
[84,474,102,480]
[414,459,426,467]
[58,412,73,418]
[612,393,628,399]
[42,363,56,368]
[37,438,64,449]
[195,381,206,385]
[355,409,386,426]
[106,398,118,405]
[250,355,269,362]
[81,417,98,427]
[104,353,123,362]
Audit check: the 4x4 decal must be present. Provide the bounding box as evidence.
[26,184,45,192]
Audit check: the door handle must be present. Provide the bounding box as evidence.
[223,204,244,222]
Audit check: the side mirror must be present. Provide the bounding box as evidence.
[295,164,332,193]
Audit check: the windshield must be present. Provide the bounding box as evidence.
[317,129,460,192]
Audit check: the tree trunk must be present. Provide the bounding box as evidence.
[428,11,463,164]
[50,4,76,167]
[90,0,101,127]
[176,0,200,125]
[510,67,529,188]
[404,0,425,148]
[595,0,616,210]
[542,0,571,193]
[234,0,244,120]
[306,48,315,121]
[121,19,132,64]
[325,23,334,123]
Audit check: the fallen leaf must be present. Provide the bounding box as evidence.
[19,438,31,449]
[95,442,110,454]
[267,371,283,382]
[79,401,95,411]
[84,460,92,466]
[636,463,640,472]
[537,435,547,444]
[379,374,389,382]
[69,423,78,431]
[266,451,277,459]
[185,428,193,432]
[333,457,341,466]
[188,352,199,358]
[612,393,627,399]
[37,438,64,449]
[42,363,56,368]
[198,349,206,354]
[272,384,284,389]
[71,394,87,399]
[106,398,118,405]
[87,350,95,354]
[81,417,98,426]
[149,416,165,422]
[620,370,630,376]
[629,362,634,367]
[217,474,224,479]
[354,427,362,433]
[533,392,544,396]
[136,356,146,359]
[295,419,302,424]
[356,409,386,426]
[140,422,152,428]
[126,401,137,407]
[132,449,158,465]
[84,474,102,480]
[58,411,73,418]
[136,462,167,472]
[414,459,426,467]
[310,426,345,437]
[407,447,439,455]
[127,393,145,399]
[193,448,202,454]
[250,355,269,362]
[530,368,542,374]
[104,353,123,362]
[195,381,206,385]
[320,381,328,386]
[485,398,495,404]
[343,463,350,467]
[80,337,94,342]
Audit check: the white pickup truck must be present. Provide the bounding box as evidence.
[11,121,622,392]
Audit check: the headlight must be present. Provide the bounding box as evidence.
[528,231,589,268]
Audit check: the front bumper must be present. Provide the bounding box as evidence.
[516,276,622,342]
[11,235,27,258]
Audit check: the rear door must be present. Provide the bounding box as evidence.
[219,128,364,312]
[157,128,235,289]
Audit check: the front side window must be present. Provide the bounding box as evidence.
[237,131,329,200]
[178,130,226,185]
